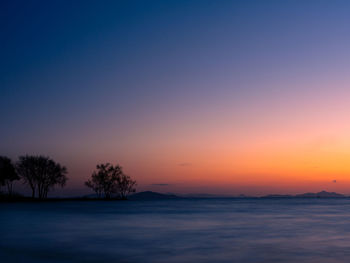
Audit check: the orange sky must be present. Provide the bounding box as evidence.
[60,81,350,196]
[4,1,350,196]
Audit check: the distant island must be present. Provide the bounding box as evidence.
[129,191,180,200]
[127,190,347,201]
[1,190,348,203]
[249,191,344,199]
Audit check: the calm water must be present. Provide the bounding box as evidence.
[2,198,350,262]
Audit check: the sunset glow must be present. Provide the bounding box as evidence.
[2,0,350,196]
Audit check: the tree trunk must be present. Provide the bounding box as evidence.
[38,184,42,199]
[6,181,13,196]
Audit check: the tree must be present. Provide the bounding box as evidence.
[85,163,121,199]
[117,173,136,199]
[16,155,68,199]
[85,163,136,199]
[0,156,20,195]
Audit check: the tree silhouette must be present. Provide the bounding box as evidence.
[85,176,103,199]
[117,173,136,199]
[85,163,121,199]
[16,155,68,199]
[0,156,20,196]
[85,163,136,199]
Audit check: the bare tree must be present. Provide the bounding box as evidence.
[85,173,104,199]
[0,156,20,196]
[85,163,136,199]
[85,163,121,199]
[16,155,68,199]
[16,156,36,198]
[117,173,136,199]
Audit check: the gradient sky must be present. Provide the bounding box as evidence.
[2,0,350,196]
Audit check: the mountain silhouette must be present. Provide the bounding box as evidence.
[129,191,180,200]
[262,191,345,198]
[295,191,344,198]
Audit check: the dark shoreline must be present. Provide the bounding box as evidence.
[0,196,131,203]
[1,196,350,203]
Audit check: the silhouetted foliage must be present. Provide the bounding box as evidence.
[85,163,136,199]
[16,155,68,199]
[0,156,20,196]
[117,173,136,199]
[85,163,121,199]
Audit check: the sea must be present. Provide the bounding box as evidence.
[2,198,350,262]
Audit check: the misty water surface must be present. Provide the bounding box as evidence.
[2,198,350,262]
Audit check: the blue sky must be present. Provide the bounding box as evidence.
[2,0,350,195]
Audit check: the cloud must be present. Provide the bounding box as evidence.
[151,184,169,186]
[178,162,192,167]
[332,180,337,183]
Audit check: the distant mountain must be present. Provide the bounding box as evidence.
[182,193,235,198]
[129,191,180,200]
[262,191,345,198]
[85,190,346,200]
[295,191,345,198]
[261,194,293,198]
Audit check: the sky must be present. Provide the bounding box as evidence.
[2,0,350,196]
